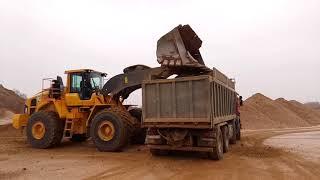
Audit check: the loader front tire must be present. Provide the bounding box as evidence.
[90,110,129,152]
[26,111,64,149]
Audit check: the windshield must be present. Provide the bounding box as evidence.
[90,73,103,89]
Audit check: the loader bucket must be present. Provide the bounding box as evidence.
[157,24,205,68]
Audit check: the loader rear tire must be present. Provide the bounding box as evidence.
[70,134,88,142]
[26,111,64,149]
[90,110,129,152]
[221,125,229,153]
[208,127,223,160]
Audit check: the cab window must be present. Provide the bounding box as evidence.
[90,73,103,89]
[70,73,82,93]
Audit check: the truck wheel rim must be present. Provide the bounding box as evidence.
[98,121,115,141]
[32,122,46,140]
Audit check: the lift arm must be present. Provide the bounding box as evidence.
[102,24,211,100]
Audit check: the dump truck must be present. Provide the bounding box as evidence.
[141,25,242,160]
[103,24,242,160]
[142,70,241,160]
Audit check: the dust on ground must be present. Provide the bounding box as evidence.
[0,125,319,180]
[0,109,14,125]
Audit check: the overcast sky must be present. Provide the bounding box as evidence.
[0,0,319,103]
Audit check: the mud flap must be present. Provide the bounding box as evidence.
[158,129,188,147]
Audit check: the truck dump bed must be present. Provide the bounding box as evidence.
[142,68,236,129]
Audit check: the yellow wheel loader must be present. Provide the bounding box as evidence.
[12,69,147,151]
[12,24,215,152]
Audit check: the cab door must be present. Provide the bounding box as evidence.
[65,73,83,106]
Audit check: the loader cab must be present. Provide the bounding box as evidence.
[65,69,107,100]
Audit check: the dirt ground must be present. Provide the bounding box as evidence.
[0,125,319,180]
[265,130,320,163]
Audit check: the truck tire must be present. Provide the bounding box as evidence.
[70,134,88,142]
[236,119,241,140]
[230,120,237,144]
[221,125,229,153]
[208,127,223,160]
[90,109,129,152]
[129,108,146,144]
[150,149,169,156]
[26,111,64,149]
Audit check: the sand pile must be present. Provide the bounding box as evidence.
[276,98,320,126]
[305,102,320,111]
[240,93,320,129]
[0,84,25,113]
[0,84,25,125]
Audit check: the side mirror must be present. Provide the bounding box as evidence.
[239,96,243,106]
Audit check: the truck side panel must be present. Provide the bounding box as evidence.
[143,76,211,125]
[211,81,237,124]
